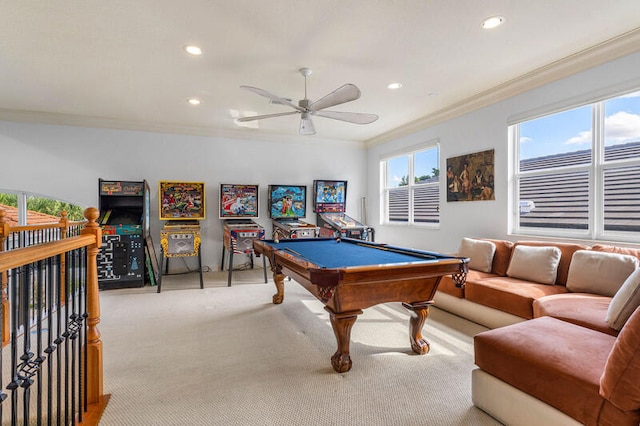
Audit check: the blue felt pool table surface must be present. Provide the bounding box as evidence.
[262,238,446,268]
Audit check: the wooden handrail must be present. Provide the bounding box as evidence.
[0,234,96,272]
[0,207,107,425]
[0,208,87,343]
[0,208,86,242]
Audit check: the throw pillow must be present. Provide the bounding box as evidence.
[506,245,561,285]
[566,250,639,297]
[458,238,496,273]
[606,268,640,330]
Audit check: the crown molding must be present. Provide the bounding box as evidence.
[0,108,363,147]
[365,27,640,148]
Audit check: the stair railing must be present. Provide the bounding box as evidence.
[0,207,107,425]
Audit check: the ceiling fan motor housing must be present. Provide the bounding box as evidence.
[299,99,311,109]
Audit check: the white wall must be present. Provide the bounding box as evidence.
[366,51,640,254]
[0,123,366,271]
[3,51,640,269]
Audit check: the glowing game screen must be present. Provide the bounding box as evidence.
[268,185,307,219]
[219,184,259,218]
[313,180,347,213]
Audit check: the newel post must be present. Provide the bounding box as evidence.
[81,207,104,405]
[59,210,69,301]
[0,208,9,344]
[59,210,69,238]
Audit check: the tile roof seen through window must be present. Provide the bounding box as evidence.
[0,204,61,226]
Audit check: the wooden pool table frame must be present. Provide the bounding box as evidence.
[253,238,468,372]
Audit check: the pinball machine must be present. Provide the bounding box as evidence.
[268,184,319,241]
[219,183,267,286]
[313,179,373,241]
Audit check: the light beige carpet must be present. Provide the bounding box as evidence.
[98,269,501,425]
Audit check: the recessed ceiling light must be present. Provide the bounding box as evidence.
[481,16,505,29]
[387,82,403,90]
[184,45,202,55]
[188,98,201,105]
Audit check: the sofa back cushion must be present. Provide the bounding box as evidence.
[506,245,562,285]
[566,250,638,297]
[458,238,496,273]
[600,306,640,411]
[592,244,640,263]
[481,238,514,276]
[514,241,589,286]
[607,268,640,330]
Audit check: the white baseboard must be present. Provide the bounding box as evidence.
[434,291,525,329]
[472,369,582,426]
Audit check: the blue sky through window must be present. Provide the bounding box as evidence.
[387,147,439,188]
[520,91,640,160]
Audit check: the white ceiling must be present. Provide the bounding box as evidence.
[2,1,640,145]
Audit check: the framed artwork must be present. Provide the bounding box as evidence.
[159,181,206,220]
[446,149,495,202]
[219,184,259,218]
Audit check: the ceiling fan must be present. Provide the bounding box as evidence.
[237,68,378,135]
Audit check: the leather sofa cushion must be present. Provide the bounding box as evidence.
[481,238,513,276]
[475,316,640,425]
[465,276,569,319]
[438,269,497,298]
[513,241,589,286]
[592,244,640,262]
[533,293,617,336]
[600,306,640,412]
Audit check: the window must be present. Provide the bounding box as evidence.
[0,191,84,226]
[512,90,640,241]
[380,143,440,225]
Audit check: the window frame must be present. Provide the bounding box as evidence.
[510,90,640,243]
[380,140,440,227]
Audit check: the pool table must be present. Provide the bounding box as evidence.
[253,238,468,372]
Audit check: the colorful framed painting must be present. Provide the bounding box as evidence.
[446,149,495,202]
[159,181,206,220]
[219,183,259,219]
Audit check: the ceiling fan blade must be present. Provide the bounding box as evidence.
[236,111,298,122]
[314,110,379,124]
[308,84,361,112]
[299,112,316,135]
[240,86,304,112]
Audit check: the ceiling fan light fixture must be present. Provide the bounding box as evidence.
[481,16,505,29]
[184,45,203,55]
[299,112,316,135]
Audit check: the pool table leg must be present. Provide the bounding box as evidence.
[271,267,286,304]
[325,308,363,373]
[402,301,432,355]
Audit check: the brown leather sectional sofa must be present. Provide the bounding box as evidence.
[433,239,640,425]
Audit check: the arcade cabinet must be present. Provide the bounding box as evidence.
[313,179,374,241]
[157,181,205,292]
[269,184,319,240]
[97,179,149,289]
[219,183,267,286]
